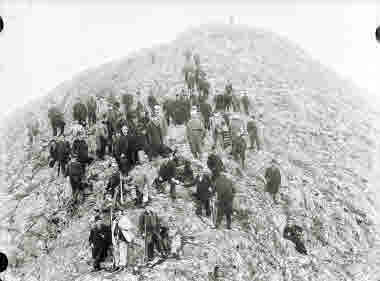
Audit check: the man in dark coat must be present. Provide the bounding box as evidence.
[214,173,235,229]
[95,116,108,160]
[73,98,88,128]
[247,116,260,151]
[146,117,164,160]
[138,207,162,261]
[241,93,250,115]
[55,135,71,177]
[106,104,119,155]
[48,104,65,137]
[114,126,129,167]
[87,95,97,127]
[199,101,212,131]
[72,131,94,167]
[65,156,86,206]
[89,216,112,271]
[231,130,247,169]
[207,154,225,182]
[184,166,213,217]
[264,159,281,203]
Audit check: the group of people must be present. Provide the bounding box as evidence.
[24,50,307,275]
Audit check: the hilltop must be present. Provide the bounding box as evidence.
[1,23,380,281]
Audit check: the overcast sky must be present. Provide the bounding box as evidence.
[0,1,379,119]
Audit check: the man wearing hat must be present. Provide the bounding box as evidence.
[48,102,65,137]
[138,206,162,262]
[186,108,205,159]
[89,215,111,271]
[184,164,213,217]
[264,159,282,204]
[73,97,88,128]
[246,115,260,151]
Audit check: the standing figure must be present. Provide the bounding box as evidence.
[186,109,205,159]
[264,159,282,204]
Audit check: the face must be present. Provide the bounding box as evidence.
[95,220,102,228]
[138,151,149,164]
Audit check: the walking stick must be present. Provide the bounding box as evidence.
[119,173,124,204]
[144,219,147,264]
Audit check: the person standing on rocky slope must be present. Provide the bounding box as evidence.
[138,207,162,262]
[246,116,260,151]
[184,165,213,217]
[95,115,108,160]
[213,172,236,230]
[86,95,98,128]
[241,92,250,116]
[73,97,88,128]
[186,108,205,159]
[48,102,66,137]
[264,159,281,204]
[146,116,164,160]
[89,215,111,271]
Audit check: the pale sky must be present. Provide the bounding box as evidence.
[0,1,379,119]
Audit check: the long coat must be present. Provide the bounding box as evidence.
[186,118,205,157]
[146,121,163,152]
[265,165,281,195]
[214,174,235,214]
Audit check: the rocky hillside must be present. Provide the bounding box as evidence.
[1,23,380,281]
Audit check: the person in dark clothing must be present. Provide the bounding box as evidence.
[241,93,250,115]
[106,105,119,155]
[48,105,65,137]
[73,98,88,128]
[138,207,163,261]
[146,117,164,160]
[154,152,178,200]
[87,95,97,127]
[207,154,225,181]
[55,135,71,177]
[199,101,212,131]
[283,225,308,255]
[119,153,130,177]
[95,118,108,160]
[183,161,194,183]
[72,131,94,167]
[264,159,281,203]
[65,157,86,206]
[213,173,235,229]
[247,116,260,151]
[89,216,111,271]
[184,167,213,217]
[114,126,129,167]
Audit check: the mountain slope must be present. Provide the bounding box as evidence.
[1,23,380,281]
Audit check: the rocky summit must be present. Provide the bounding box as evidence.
[1,23,380,281]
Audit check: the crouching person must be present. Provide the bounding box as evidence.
[89,215,111,271]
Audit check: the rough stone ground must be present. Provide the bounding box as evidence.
[1,24,380,281]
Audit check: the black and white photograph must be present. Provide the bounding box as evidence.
[0,1,379,280]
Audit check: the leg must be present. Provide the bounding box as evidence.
[195,199,202,216]
[170,180,176,200]
[204,199,211,217]
[216,206,224,228]
[226,211,232,229]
